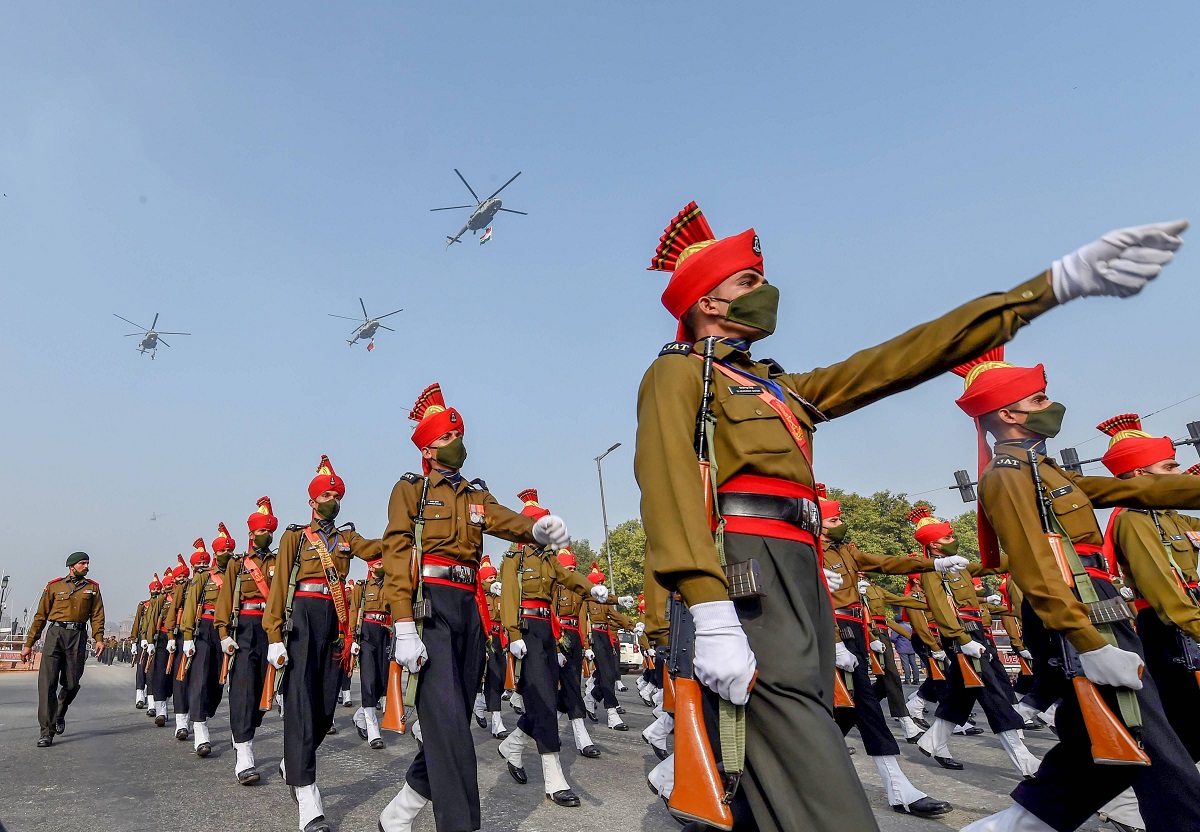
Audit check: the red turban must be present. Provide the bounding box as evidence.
[308,455,346,501]
[162,570,175,588]
[518,488,550,520]
[649,202,763,341]
[172,564,190,581]
[190,538,210,567]
[369,558,382,572]
[212,523,236,553]
[248,496,279,533]
[557,547,577,570]
[149,574,162,593]
[815,483,840,519]
[637,593,646,614]
[1097,414,1176,476]
[587,562,606,584]
[409,384,465,473]
[478,555,498,582]
[907,506,952,549]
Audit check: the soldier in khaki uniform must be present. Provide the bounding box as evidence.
[636,202,1185,831]
[496,491,608,807]
[348,557,392,749]
[953,344,1200,832]
[378,384,571,832]
[551,546,602,757]
[132,578,158,709]
[170,544,211,740]
[181,528,234,757]
[145,563,181,723]
[476,556,512,738]
[22,552,105,747]
[582,563,634,731]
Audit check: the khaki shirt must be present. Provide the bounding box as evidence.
[349,576,389,632]
[162,582,189,637]
[863,584,926,638]
[636,274,1058,607]
[900,577,941,650]
[824,541,936,609]
[25,575,105,647]
[131,599,149,643]
[555,583,591,649]
[181,567,223,639]
[500,547,594,643]
[585,600,634,644]
[920,556,1007,644]
[979,443,1200,653]
[381,470,536,621]
[214,551,276,639]
[263,520,382,643]
[1114,509,1200,642]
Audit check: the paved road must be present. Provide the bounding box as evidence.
[0,662,1108,832]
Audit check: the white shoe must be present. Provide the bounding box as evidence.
[490,711,508,736]
[570,718,596,754]
[616,680,628,692]
[135,689,146,707]
[352,706,367,731]
[364,707,383,745]
[296,784,325,830]
[234,739,255,775]
[960,804,1056,831]
[175,713,190,732]
[905,692,926,721]
[899,716,923,740]
[917,718,953,759]
[379,782,429,832]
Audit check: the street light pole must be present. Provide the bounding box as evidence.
[595,442,622,595]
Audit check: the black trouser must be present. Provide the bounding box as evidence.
[187,619,224,721]
[37,624,87,736]
[934,625,1023,733]
[589,630,619,709]
[358,619,390,708]
[1137,608,1200,761]
[1013,582,1200,832]
[135,646,147,691]
[484,629,506,712]
[172,634,190,716]
[556,627,586,720]
[874,632,908,718]
[150,631,174,702]
[516,617,561,753]
[703,532,879,832]
[229,615,268,743]
[834,619,900,757]
[406,582,487,832]
[1013,666,1036,696]
[281,596,342,787]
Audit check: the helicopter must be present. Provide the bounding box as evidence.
[113,313,191,360]
[431,169,527,247]
[328,298,404,350]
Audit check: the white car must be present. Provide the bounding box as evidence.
[618,629,644,674]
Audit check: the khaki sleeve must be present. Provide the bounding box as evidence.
[349,583,363,634]
[214,560,238,639]
[180,576,201,640]
[131,602,144,642]
[1001,612,1025,652]
[90,587,105,642]
[634,356,727,606]
[857,545,937,576]
[264,530,301,643]
[921,572,968,643]
[980,465,1107,653]
[907,609,939,650]
[481,492,537,544]
[642,567,669,645]
[1117,511,1200,642]
[553,557,594,599]
[382,479,419,621]
[500,553,522,644]
[349,529,383,561]
[164,587,182,634]
[1073,470,1200,511]
[881,588,928,610]
[970,553,1010,577]
[25,586,52,648]
[611,609,636,630]
[788,274,1056,419]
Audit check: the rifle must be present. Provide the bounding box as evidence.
[504,654,517,692]
[381,661,406,733]
[1029,449,1150,766]
[833,666,855,709]
[175,572,204,683]
[265,534,305,712]
[165,584,186,675]
[857,580,885,676]
[1017,653,1034,676]
[938,572,984,688]
[401,476,432,712]
[352,580,366,671]
[1149,511,1200,688]
[220,562,243,685]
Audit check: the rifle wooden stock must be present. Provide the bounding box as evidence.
[957,653,984,688]
[1045,532,1075,588]
[165,651,175,674]
[1017,654,1033,676]
[259,663,276,712]
[1072,677,1150,765]
[929,658,946,681]
[174,651,191,682]
[219,653,230,685]
[661,668,675,713]
[869,652,884,676]
[699,459,715,526]
[381,662,406,733]
[833,669,854,709]
[667,676,733,831]
[504,655,516,691]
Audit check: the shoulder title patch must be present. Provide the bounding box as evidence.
[994,456,1022,469]
[338,522,357,533]
[469,477,488,492]
[659,341,693,357]
[400,472,421,484]
[286,523,306,531]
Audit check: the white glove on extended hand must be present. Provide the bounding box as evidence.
[1119,586,1135,601]
[167,639,177,654]
[182,639,196,658]
[960,640,986,659]
[557,652,567,667]
[856,579,871,594]
[932,650,947,661]
[509,639,528,659]
[220,637,237,655]
[618,595,635,608]
[690,601,757,705]
[934,556,970,574]
[834,642,859,672]
[870,640,886,654]
[1079,644,1144,689]
[392,621,427,672]
[590,584,610,604]
[584,649,595,661]
[146,643,156,657]
[823,568,843,592]
[1020,650,1033,660]
[267,643,288,668]
[532,514,570,550]
[350,641,360,657]
[986,594,1003,606]
[490,581,502,597]
[1051,219,1188,303]
[634,622,646,635]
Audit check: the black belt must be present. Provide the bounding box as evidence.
[834,605,863,617]
[297,581,331,595]
[1078,553,1106,570]
[422,563,477,585]
[561,616,580,627]
[717,492,822,536]
[521,605,552,620]
[49,621,85,631]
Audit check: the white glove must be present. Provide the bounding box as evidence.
[618,595,636,608]
[634,622,646,635]
[350,641,360,657]
[960,640,986,659]
[590,584,609,604]
[267,643,288,668]
[1020,650,1033,660]
[986,594,1003,606]
[140,639,148,649]
[1051,219,1188,303]
[1079,643,1144,689]
[392,621,427,673]
[823,568,843,592]
[167,639,177,654]
[931,650,947,661]
[856,579,871,594]
[183,640,196,657]
[557,652,567,667]
[532,514,570,550]
[220,637,238,655]
[509,639,528,659]
[146,643,156,657]
[870,640,885,654]
[584,649,595,661]
[690,601,757,705]
[645,647,656,659]
[934,556,970,574]
[834,642,859,672]
[1119,586,1135,601]
[490,582,503,597]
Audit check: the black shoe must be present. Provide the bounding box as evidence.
[499,748,527,784]
[136,701,147,709]
[641,732,669,760]
[547,788,580,807]
[54,717,65,735]
[370,738,385,750]
[894,797,951,817]
[196,743,211,757]
[640,693,654,707]
[155,714,166,727]
[303,817,332,832]
[237,767,260,785]
[1023,720,1041,730]
[356,724,368,741]
[37,736,52,748]
[959,726,984,736]
[913,717,930,730]
[1106,821,1140,832]
[918,747,964,770]
[176,728,189,741]
[147,707,156,718]
[512,705,525,715]
[475,715,487,729]
[585,709,598,723]
[906,732,925,744]
[616,706,625,714]
[501,691,512,701]
[342,699,355,708]
[327,723,338,735]
[579,744,601,758]
[491,729,511,740]
[610,722,629,732]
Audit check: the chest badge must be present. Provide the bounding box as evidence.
[469,504,485,524]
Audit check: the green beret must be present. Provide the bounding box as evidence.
[65,552,90,568]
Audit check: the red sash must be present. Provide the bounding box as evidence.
[243,555,271,600]
[705,360,812,466]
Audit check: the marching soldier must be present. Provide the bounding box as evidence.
[478,555,512,738]
[132,577,158,709]
[901,560,949,728]
[170,543,209,740]
[145,562,180,723]
[349,557,392,749]
[21,552,105,747]
[263,455,382,832]
[180,526,235,757]
[996,576,1040,701]
[583,563,633,731]
[551,545,602,757]
[952,349,1200,832]
[636,202,1186,830]
[378,383,571,832]
[819,490,958,816]
[215,497,278,785]
[337,574,357,711]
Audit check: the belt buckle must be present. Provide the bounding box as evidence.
[801,498,820,534]
[450,564,473,584]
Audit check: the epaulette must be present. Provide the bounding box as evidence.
[504,549,517,559]
[338,522,357,533]
[89,579,100,587]
[658,341,693,357]
[469,477,488,492]
[760,357,786,374]
[286,523,306,531]
[994,456,1023,470]
[400,472,421,484]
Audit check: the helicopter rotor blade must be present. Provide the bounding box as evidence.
[376,308,404,319]
[151,313,159,330]
[156,332,191,336]
[454,169,481,204]
[157,338,172,348]
[497,208,528,215]
[124,333,143,337]
[379,325,396,332]
[113,314,147,330]
[485,171,522,201]
[328,314,361,321]
[359,298,369,320]
[429,205,474,212]
[349,325,364,336]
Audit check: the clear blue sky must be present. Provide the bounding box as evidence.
[3,3,1199,623]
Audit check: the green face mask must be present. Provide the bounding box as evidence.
[939,540,960,556]
[825,523,849,543]
[719,283,779,337]
[215,552,231,569]
[253,533,273,550]
[435,437,468,470]
[315,499,341,520]
[1016,402,1067,439]
[373,567,385,579]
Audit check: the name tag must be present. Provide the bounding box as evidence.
[1049,485,1074,499]
[426,500,444,507]
[728,385,763,395]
